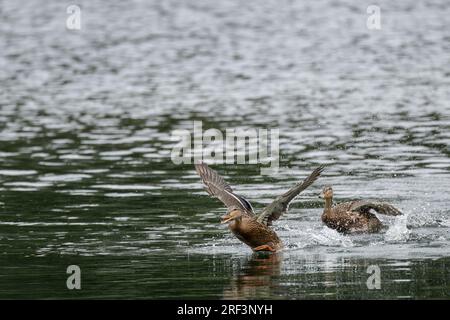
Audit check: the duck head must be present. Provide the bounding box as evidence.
[320,185,334,199]
[221,208,243,224]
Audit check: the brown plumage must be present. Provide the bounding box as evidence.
[227,214,283,252]
[320,185,402,234]
[195,163,324,252]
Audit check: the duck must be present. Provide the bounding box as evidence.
[195,163,324,252]
[320,185,402,234]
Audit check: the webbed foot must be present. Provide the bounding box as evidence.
[253,244,276,252]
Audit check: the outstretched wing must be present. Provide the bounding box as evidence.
[350,201,402,216]
[257,165,325,226]
[194,162,254,213]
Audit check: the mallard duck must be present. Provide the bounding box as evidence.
[195,163,324,252]
[320,185,402,233]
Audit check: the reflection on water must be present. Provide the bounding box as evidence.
[1,0,450,299]
[223,253,283,300]
[4,251,447,299]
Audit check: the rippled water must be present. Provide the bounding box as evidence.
[1,0,449,299]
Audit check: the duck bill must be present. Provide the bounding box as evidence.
[221,215,233,224]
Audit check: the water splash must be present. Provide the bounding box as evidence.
[385,214,411,242]
[288,227,354,248]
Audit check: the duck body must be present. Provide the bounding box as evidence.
[320,186,402,234]
[228,213,283,252]
[321,201,383,234]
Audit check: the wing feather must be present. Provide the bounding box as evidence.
[195,163,254,213]
[257,165,324,226]
[351,201,402,216]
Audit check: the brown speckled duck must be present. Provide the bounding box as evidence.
[195,163,324,252]
[320,185,402,234]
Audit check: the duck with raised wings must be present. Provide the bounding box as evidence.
[195,163,324,252]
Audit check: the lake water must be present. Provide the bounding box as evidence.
[0,0,449,299]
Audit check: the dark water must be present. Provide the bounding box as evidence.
[1,0,450,299]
